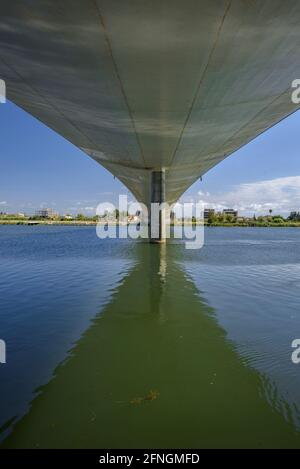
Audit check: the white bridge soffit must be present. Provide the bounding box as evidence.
[1,0,300,204]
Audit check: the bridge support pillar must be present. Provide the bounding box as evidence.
[149,170,166,243]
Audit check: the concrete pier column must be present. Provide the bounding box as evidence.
[149,170,166,243]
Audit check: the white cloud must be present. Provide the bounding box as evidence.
[198,190,210,197]
[0,201,7,205]
[195,176,300,215]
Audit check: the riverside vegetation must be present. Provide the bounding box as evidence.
[1,210,300,227]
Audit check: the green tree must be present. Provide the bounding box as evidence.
[225,214,235,224]
[207,211,216,225]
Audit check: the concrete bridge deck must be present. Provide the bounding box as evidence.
[0,1,300,220]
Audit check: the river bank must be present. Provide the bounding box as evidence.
[1,220,300,228]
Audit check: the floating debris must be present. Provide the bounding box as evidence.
[130,397,144,405]
[130,390,160,405]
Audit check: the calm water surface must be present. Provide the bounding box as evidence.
[0,225,300,448]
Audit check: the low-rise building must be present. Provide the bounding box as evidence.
[223,209,238,218]
[35,208,58,219]
[204,209,215,219]
[127,214,140,223]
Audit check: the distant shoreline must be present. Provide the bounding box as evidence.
[0,220,98,226]
[1,220,300,228]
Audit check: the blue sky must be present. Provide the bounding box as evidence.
[1,101,300,216]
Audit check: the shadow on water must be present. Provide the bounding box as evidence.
[2,242,300,448]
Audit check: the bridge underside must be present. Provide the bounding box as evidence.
[1,0,300,208]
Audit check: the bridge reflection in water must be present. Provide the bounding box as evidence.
[2,243,300,448]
